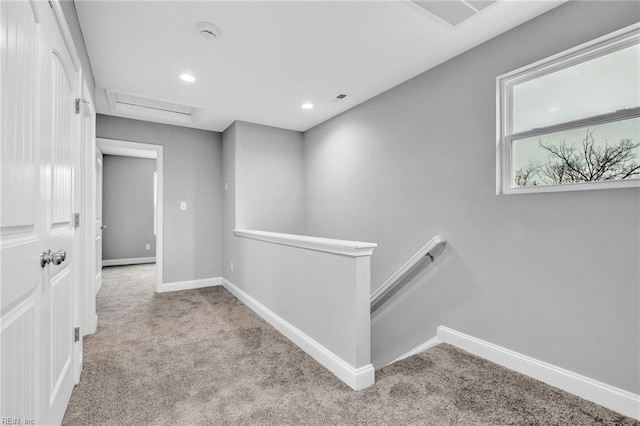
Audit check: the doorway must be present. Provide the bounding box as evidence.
[95,138,164,296]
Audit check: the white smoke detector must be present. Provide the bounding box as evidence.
[198,22,219,39]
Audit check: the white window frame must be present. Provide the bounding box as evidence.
[496,24,640,195]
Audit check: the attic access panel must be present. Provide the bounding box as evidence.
[411,0,498,26]
[105,90,204,125]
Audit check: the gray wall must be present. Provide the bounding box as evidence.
[97,115,223,283]
[59,0,95,98]
[222,122,237,280]
[303,1,639,393]
[223,120,305,281]
[221,120,371,382]
[232,235,372,373]
[102,155,156,261]
[235,121,305,233]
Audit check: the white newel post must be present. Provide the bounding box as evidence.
[353,254,374,389]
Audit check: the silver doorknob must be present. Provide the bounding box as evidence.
[100,225,107,230]
[51,250,66,265]
[40,250,52,267]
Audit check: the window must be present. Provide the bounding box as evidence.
[497,25,640,194]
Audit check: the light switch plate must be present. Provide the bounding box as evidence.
[180,202,187,211]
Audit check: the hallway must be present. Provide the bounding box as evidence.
[62,265,635,425]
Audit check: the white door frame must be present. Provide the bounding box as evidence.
[80,79,97,337]
[95,137,164,292]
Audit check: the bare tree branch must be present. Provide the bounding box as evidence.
[514,161,541,187]
[530,129,639,186]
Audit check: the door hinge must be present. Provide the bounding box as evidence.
[74,327,80,342]
[74,212,80,228]
[75,98,90,114]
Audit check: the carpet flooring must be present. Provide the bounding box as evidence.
[63,264,638,425]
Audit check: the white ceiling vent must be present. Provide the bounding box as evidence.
[105,90,204,124]
[411,0,498,26]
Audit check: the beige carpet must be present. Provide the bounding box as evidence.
[63,264,638,425]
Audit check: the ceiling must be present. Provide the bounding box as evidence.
[76,0,566,133]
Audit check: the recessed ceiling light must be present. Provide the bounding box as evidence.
[180,74,196,83]
[547,105,561,113]
[301,103,314,110]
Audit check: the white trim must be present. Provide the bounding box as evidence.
[81,79,97,336]
[371,235,445,308]
[28,0,41,23]
[501,175,640,195]
[234,229,377,257]
[392,336,440,364]
[97,138,158,159]
[157,277,222,293]
[76,352,82,384]
[498,24,639,88]
[155,147,163,291]
[49,0,82,72]
[222,278,375,391]
[95,272,102,295]
[0,294,36,331]
[96,138,163,292]
[438,326,640,420]
[102,257,156,267]
[49,358,71,407]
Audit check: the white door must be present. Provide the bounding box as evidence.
[0,2,42,421]
[95,149,103,295]
[40,4,81,423]
[1,2,81,424]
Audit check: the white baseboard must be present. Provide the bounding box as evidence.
[392,336,440,364]
[102,257,156,267]
[158,276,222,293]
[438,326,640,420]
[76,353,83,384]
[222,278,375,391]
